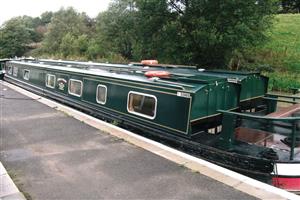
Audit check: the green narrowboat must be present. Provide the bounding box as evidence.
[2,58,300,193]
[31,58,269,112]
[4,60,239,137]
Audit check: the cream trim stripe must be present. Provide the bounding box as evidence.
[273,163,300,176]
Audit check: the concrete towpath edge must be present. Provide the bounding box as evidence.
[0,162,26,200]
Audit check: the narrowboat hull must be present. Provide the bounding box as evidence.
[6,75,299,192]
[3,75,274,173]
[2,58,300,193]
[272,163,300,193]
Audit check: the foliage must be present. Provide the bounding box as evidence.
[266,71,300,91]
[243,14,300,72]
[95,0,278,68]
[279,0,300,13]
[0,13,52,58]
[4,3,297,91]
[241,14,300,91]
[94,0,137,59]
[1,2,278,67]
[264,14,300,72]
[41,7,93,57]
[0,17,32,57]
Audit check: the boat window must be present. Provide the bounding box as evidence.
[46,74,56,88]
[13,67,18,77]
[96,84,107,104]
[23,70,30,80]
[127,92,157,119]
[7,66,12,75]
[68,79,82,97]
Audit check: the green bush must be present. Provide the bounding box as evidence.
[265,71,300,91]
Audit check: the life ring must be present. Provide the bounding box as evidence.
[144,71,170,78]
[141,60,158,65]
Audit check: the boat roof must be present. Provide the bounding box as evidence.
[0,58,10,62]
[202,70,263,81]
[22,58,263,83]
[9,60,229,93]
[37,58,131,69]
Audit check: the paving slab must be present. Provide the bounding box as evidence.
[0,81,291,200]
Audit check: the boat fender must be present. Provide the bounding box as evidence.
[144,71,170,78]
[141,60,158,65]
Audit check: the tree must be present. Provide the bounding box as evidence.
[34,12,53,40]
[134,0,278,67]
[1,1,278,66]
[0,18,32,58]
[42,7,94,56]
[280,0,300,13]
[74,34,89,55]
[132,0,173,61]
[40,12,53,25]
[59,33,76,57]
[95,0,137,59]
[95,0,277,67]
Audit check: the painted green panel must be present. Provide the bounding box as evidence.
[82,78,191,134]
[240,74,266,101]
[215,83,225,111]
[190,81,239,120]
[225,83,240,110]
[202,71,267,101]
